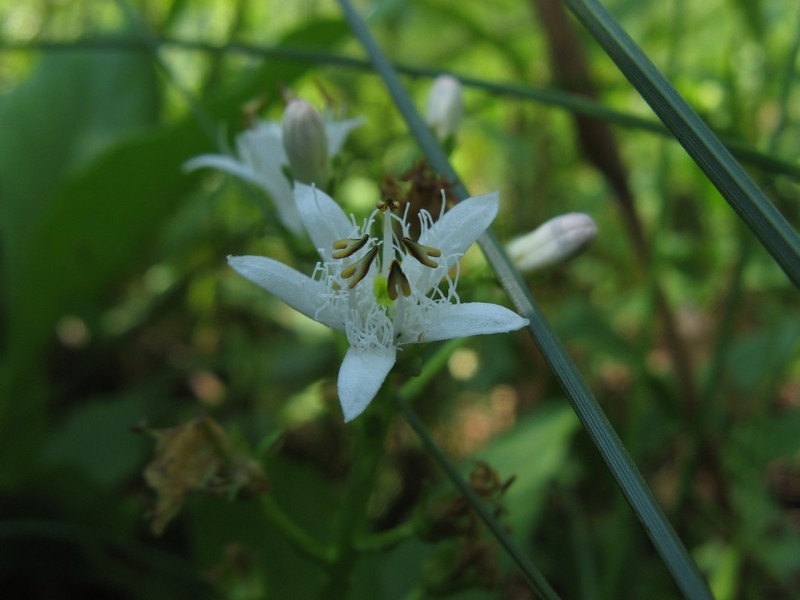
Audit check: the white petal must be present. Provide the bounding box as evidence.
[228,255,344,331]
[294,183,357,259]
[325,117,365,156]
[425,76,463,140]
[337,345,396,422]
[507,212,597,273]
[240,121,288,167]
[407,192,499,292]
[421,191,498,261]
[183,154,263,186]
[420,302,528,342]
[184,154,301,234]
[261,176,302,234]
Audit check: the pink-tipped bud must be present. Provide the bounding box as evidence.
[507,213,598,273]
[425,75,464,140]
[281,99,331,185]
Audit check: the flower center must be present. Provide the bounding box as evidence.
[330,199,442,301]
[313,194,458,351]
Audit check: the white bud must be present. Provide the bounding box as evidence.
[507,213,598,273]
[281,99,331,185]
[425,75,463,140]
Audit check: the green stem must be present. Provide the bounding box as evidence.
[338,0,711,597]
[321,395,393,599]
[260,495,333,565]
[398,338,465,403]
[356,521,416,552]
[393,394,561,600]
[4,39,799,180]
[561,487,599,600]
[113,0,217,141]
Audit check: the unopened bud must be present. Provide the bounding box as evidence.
[425,75,463,140]
[507,213,598,273]
[281,99,331,185]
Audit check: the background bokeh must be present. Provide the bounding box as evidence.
[1,0,799,598]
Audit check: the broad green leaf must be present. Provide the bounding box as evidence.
[42,392,149,488]
[4,19,347,371]
[0,44,159,336]
[0,18,349,484]
[724,319,800,399]
[477,403,580,537]
[188,457,334,597]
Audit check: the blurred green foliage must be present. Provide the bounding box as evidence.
[1,0,799,598]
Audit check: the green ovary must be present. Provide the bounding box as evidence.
[373,275,393,308]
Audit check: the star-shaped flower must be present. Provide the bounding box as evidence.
[229,184,529,421]
[184,101,362,234]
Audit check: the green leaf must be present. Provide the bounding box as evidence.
[477,403,580,537]
[0,18,349,483]
[395,396,561,599]
[0,45,160,351]
[2,19,348,371]
[724,320,800,399]
[42,392,149,488]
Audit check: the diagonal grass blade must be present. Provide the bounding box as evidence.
[337,0,714,598]
[560,0,800,288]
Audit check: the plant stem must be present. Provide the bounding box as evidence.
[356,521,416,552]
[321,397,393,599]
[337,1,713,596]
[4,38,799,179]
[260,495,333,565]
[393,394,561,600]
[398,338,465,403]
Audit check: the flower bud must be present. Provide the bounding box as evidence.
[507,213,598,273]
[425,75,463,140]
[281,99,331,186]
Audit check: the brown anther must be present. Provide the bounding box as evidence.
[377,197,400,212]
[340,246,378,289]
[331,235,369,259]
[402,237,442,268]
[387,260,411,300]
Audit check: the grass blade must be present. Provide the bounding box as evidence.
[394,395,561,600]
[337,0,714,597]
[560,0,800,288]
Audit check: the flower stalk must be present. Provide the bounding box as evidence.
[321,391,394,599]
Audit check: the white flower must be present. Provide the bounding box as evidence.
[507,213,597,273]
[425,75,464,140]
[229,184,529,422]
[184,105,363,234]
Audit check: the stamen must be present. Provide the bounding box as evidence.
[402,237,442,268]
[340,246,378,288]
[331,235,369,259]
[387,260,411,300]
[377,197,400,212]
